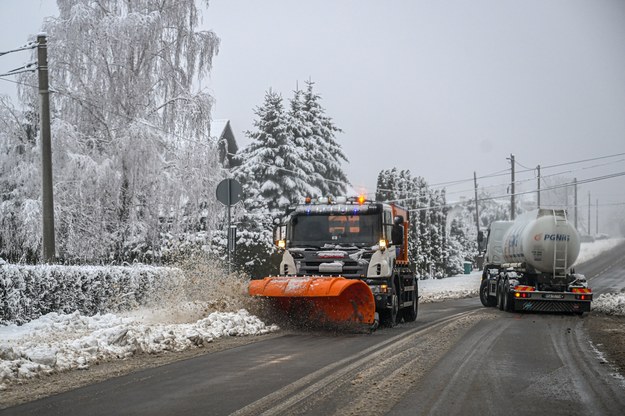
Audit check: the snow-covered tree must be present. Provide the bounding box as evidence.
[4,0,222,263]
[235,90,315,213]
[300,80,349,196]
[0,100,41,262]
[225,83,349,277]
[375,168,448,278]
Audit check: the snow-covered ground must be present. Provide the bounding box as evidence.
[1,238,624,390]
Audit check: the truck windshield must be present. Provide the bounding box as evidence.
[290,213,380,247]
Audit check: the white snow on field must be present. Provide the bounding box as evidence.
[1,237,624,390]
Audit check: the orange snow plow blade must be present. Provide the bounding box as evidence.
[249,277,376,325]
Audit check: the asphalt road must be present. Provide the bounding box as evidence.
[3,243,625,416]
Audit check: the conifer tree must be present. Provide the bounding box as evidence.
[301,80,349,196]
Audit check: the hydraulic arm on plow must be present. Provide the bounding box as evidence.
[248,196,418,329]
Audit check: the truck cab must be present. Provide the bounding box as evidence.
[272,196,417,326]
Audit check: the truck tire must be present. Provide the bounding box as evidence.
[480,279,496,307]
[502,279,514,312]
[381,285,399,327]
[403,277,418,322]
[497,280,505,310]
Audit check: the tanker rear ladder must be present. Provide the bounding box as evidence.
[553,211,569,277]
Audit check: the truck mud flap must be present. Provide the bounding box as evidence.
[249,277,376,325]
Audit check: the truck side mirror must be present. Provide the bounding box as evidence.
[392,223,404,246]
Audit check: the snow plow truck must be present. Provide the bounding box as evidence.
[479,208,592,314]
[248,196,418,329]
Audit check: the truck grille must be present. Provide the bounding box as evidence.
[514,300,591,313]
[299,259,364,278]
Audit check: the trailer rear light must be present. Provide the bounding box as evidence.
[575,294,591,300]
[514,292,531,298]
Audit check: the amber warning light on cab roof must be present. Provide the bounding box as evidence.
[302,195,368,205]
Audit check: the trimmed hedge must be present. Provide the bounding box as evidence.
[0,263,184,325]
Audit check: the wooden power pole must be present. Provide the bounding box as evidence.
[509,154,515,220]
[38,33,55,263]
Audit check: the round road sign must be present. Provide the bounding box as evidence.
[216,178,243,206]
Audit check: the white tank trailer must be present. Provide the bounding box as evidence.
[479,209,592,314]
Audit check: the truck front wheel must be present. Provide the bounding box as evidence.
[381,286,399,327]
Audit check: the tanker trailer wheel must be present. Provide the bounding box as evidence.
[502,279,513,312]
[480,279,496,307]
[403,277,418,322]
[381,285,399,327]
[497,280,505,311]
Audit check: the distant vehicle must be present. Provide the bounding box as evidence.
[479,209,592,314]
[248,196,418,329]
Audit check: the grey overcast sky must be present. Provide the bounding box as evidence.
[1,0,625,230]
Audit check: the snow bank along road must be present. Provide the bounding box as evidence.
[2,241,625,415]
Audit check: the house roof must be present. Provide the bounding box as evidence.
[210,119,239,167]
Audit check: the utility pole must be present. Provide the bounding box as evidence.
[596,198,599,234]
[38,33,55,263]
[537,165,541,209]
[573,178,578,230]
[473,171,480,234]
[588,191,590,235]
[509,154,516,220]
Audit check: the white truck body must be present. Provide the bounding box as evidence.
[480,208,592,314]
[485,209,581,275]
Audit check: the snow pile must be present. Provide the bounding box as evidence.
[0,309,278,389]
[592,294,625,316]
[419,272,482,303]
[576,238,625,265]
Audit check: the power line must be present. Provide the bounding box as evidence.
[0,41,38,57]
[428,151,625,191]
[387,170,625,210]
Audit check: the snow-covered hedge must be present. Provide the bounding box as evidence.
[0,264,183,325]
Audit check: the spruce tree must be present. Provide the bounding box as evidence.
[234,89,313,214]
[301,80,349,196]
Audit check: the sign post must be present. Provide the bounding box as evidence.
[216,178,243,274]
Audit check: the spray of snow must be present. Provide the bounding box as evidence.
[124,254,256,325]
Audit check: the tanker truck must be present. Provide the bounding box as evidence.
[479,208,592,314]
[248,196,418,329]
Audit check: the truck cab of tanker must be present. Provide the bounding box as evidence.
[481,221,513,268]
